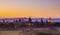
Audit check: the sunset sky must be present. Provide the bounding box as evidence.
[0,0,60,18]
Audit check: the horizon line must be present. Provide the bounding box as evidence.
[0,16,60,18]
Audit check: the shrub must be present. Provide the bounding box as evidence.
[34,32,52,35]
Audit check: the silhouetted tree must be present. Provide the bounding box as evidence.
[18,19,21,22]
[0,23,4,27]
[8,23,15,29]
[13,19,18,23]
[41,18,44,23]
[20,22,26,28]
[2,19,5,23]
[35,20,39,23]
[40,18,44,26]
[13,20,16,23]
[14,19,21,23]
[45,19,49,26]
[33,20,40,28]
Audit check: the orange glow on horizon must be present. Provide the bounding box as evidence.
[0,0,60,18]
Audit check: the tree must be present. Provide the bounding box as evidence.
[20,23,26,27]
[2,19,5,23]
[40,18,44,26]
[8,23,15,29]
[41,18,44,24]
[33,20,40,28]
[19,19,21,22]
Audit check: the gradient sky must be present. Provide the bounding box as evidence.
[0,0,60,18]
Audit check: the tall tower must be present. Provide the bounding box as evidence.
[28,17,32,23]
[28,17,33,35]
[48,17,52,23]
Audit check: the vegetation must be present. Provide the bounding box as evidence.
[34,32,52,35]
[20,23,26,27]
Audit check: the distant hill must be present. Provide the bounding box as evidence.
[0,18,60,22]
[23,18,60,22]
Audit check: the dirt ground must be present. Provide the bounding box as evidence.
[0,27,60,35]
[0,31,20,35]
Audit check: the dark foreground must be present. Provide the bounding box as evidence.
[0,22,60,35]
[0,27,60,35]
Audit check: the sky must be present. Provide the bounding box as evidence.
[0,0,60,18]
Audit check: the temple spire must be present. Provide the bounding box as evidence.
[28,17,32,23]
[48,17,52,23]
